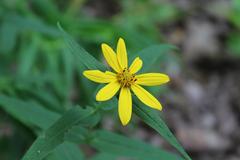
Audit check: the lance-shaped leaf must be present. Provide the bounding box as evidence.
[21,106,97,160]
[58,23,107,103]
[0,95,87,160]
[129,44,178,73]
[0,95,60,130]
[90,130,182,160]
[133,97,191,160]
[46,142,84,160]
[58,23,106,71]
[89,153,117,160]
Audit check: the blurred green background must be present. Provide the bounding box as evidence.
[1,0,240,160]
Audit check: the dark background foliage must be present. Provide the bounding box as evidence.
[0,0,240,160]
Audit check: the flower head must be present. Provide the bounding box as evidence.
[83,38,170,126]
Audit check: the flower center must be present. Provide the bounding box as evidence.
[117,68,137,87]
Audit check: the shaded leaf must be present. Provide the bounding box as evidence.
[227,33,240,56]
[130,44,178,73]
[18,36,39,76]
[89,153,117,160]
[21,107,96,160]
[133,97,191,160]
[0,95,60,130]
[58,23,106,71]
[46,142,84,160]
[5,13,59,37]
[58,24,107,104]
[64,126,89,144]
[0,22,18,53]
[90,130,182,160]
[29,0,61,24]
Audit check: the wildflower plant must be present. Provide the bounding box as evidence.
[83,38,170,125]
[0,21,191,160]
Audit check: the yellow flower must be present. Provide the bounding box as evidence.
[83,38,170,126]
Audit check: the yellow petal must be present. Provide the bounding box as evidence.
[96,81,120,101]
[131,84,162,110]
[117,38,128,69]
[129,57,143,74]
[105,71,116,76]
[83,70,116,83]
[135,73,170,86]
[118,87,132,126]
[101,43,121,72]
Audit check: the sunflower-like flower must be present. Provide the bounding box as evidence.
[83,38,170,126]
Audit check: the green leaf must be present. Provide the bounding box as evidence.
[58,23,106,71]
[29,0,61,24]
[229,0,240,28]
[44,51,66,99]
[59,26,173,108]
[70,18,116,43]
[18,36,39,76]
[0,95,60,130]
[18,86,63,113]
[21,107,96,160]
[46,142,84,160]
[130,44,178,73]
[89,153,117,160]
[89,130,182,160]
[0,95,87,160]
[58,24,107,104]
[14,75,63,113]
[0,22,18,53]
[4,13,59,37]
[58,23,107,102]
[227,33,240,56]
[64,126,89,144]
[133,97,191,160]
[61,48,74,97]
